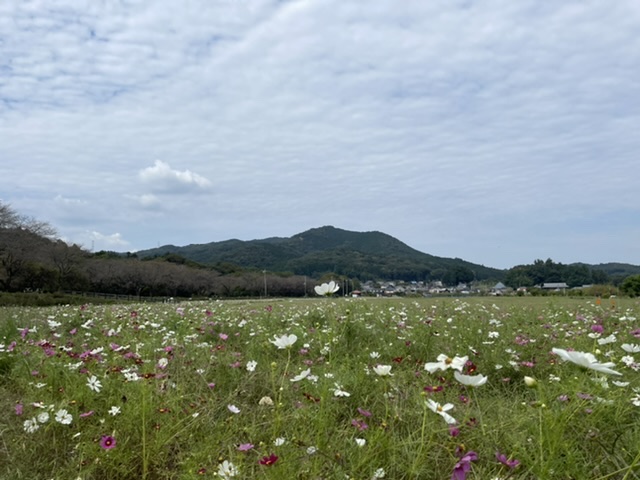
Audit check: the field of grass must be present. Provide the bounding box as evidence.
[1,296,639,479]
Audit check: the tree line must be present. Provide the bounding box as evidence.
[0,202,310,298]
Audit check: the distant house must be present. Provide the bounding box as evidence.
[542,282,569,291]
[491,282,507,295]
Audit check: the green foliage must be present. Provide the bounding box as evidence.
[505,258,612,289]
[621,274,640,297]
[2,298,640,479]
[135,225,504,283]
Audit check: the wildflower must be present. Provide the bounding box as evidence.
[307,446,317,455]
[357,407,372,417]
[217,460,238,479]
[100,435,117,450]
[259,396,274,406]
[551,347,622,376]
[352,418,369,430]
[372,467,386,479]
[157,358,169,369]
[23,417,39,433]
[597,334,617,345]
[355,438,366,447]
[237,443,254,451]
[332,383,351,397]
[452,451,478,480]
[274,437,286,446]
[314,281,339,296]
[426,399,457,425]
[15,403,23,416]
[425,354,468,373]
[524,376,538,388]
[496,451,520,469]
[290,368,311,382]
[108,406,121,416]
[270,334,298,349]
[622,344,640,353]
[246,360,257,372]
[55,409,73,425]
[454,371,487,387]
[369,351,381,359]
[86,375,103,393]
[80,410,94,418]
[227,404,241,414]
[373,365,393,376]
[259,454,279,466]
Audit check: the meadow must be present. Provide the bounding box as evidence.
[1,295,639,480]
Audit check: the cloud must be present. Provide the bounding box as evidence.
[88,231,129,249]
[1,0,639,268]
[138,160,212,193]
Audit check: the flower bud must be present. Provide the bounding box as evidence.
[524,376,537,388]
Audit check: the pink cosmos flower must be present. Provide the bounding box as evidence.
[496,451,520,469]
[100,435,117,450]
[452,451,477,480]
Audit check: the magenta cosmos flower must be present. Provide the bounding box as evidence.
[100,435,117,450]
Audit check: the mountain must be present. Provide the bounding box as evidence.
[135,226,505,282]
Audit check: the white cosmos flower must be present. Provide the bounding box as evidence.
[355,438,366,447]
[424,354,468,373]
[290,368,311,382]
[332,383,351,397]
[37,412,50,423]
[246,360,258,372]
[217,460,238,479]
[425,399,457,424]
[227,404,241,414]
[270,334,298,349]
[108,406,121,416]
[86,375,102,393]
[551,347,622,376]
[622,344,640,353]
[55,409,73,425]
[597,334,617,345]
[23,418,39,433]
[373,365,393,376]
[454,371,488,387]
[314,281,340,296]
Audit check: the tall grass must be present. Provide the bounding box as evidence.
[1,297,639,479]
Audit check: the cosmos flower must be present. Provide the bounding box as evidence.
[259,454,278,466]
[373,365,393,376]
[452,451,478,480]
[551,348,622,376]
[270,334,298,349]
[54,409,73,425]
[496,451,520,469]
[425,354,468,373]
[217,460,238,479]
[454,371,487,387]
[100,435,117,450]
[290,368,311,382]
[426,399,457,425]
[86,375,102,393]
[314,281,339,296]
[246,360,258,372]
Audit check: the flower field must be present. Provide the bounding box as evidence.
[1,296,640,479]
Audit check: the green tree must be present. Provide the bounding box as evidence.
[620,275,640,297]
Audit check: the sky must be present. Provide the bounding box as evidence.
[1,0,639,270]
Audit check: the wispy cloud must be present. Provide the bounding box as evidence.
[1,0,639,268]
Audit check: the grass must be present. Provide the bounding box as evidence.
[0,296,639,479]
